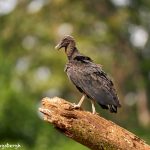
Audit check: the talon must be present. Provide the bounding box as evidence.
[70,95,86,110]
[69,103,79,110]
[73,104,80,109]
[69,103,83,111]
[71,103,80,109]
[92,111,99,115]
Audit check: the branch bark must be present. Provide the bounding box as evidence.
[39,97,150,150]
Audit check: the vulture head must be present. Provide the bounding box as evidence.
[55,35,75,52]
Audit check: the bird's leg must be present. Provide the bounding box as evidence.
[73,94,86,108]
[91,100,96,114]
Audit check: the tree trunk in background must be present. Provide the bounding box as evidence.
[137,89,150,127]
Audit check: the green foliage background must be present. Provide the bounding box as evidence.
[0,0,150,149]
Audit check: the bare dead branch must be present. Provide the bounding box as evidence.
[39,97,150,150]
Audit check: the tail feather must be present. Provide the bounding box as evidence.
[99,104,108,110]
[99,104,118,113]
[108,105,117,113]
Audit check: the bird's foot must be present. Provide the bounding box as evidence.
[92,111,99,115]
[72,103,81,109]
[69,103,81,110]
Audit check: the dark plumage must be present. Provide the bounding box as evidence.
[55,35,121,114]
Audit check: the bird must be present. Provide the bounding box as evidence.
[55,35,121,114]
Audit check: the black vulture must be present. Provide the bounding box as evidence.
[55,35,121,114]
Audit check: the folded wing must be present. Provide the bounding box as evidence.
[67,61,121,112]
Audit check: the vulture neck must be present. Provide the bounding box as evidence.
[66,41,79,60]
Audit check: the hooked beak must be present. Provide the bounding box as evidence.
[55,43,62,50]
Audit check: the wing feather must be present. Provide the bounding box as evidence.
[66,61,121,107]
